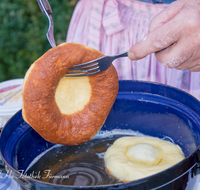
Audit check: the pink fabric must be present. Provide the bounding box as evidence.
[66,0,200,100]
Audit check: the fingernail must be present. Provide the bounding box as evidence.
[128,51,135,60]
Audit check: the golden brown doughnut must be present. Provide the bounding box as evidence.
[22,43,119,145]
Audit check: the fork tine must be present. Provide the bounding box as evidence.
[65,70,100,77]
[68,65,99,74]
[71,56,104,68]
[68,62,99,71]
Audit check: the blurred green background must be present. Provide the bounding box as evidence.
[0,0,78,82]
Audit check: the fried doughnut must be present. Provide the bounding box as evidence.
[104,136,185,182]
[22,43,119,145]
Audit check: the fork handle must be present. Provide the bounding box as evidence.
[37,0,52,15]
[114,51,128,59]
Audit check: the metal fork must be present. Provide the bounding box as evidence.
[66,51,128,77]
[36,0,127,77]
[37,0,56,47]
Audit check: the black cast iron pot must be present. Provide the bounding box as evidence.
[1,81,200,190]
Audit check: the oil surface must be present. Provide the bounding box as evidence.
[25,129,175,186]
[25,134,128,186]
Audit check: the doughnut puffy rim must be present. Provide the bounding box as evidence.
[22,43,119,145]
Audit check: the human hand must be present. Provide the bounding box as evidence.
[128,0,200,71]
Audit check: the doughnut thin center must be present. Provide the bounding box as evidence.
[126,143,159,166]
[55,77,91,115]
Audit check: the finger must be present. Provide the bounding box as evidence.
[155,44,189,68]
[154,35,198,69]
[149,0,185,32]
[188,65,200,72]
[128,18,180,60]
[175,56,200,71]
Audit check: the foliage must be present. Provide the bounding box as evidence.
[0,0,78,82]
